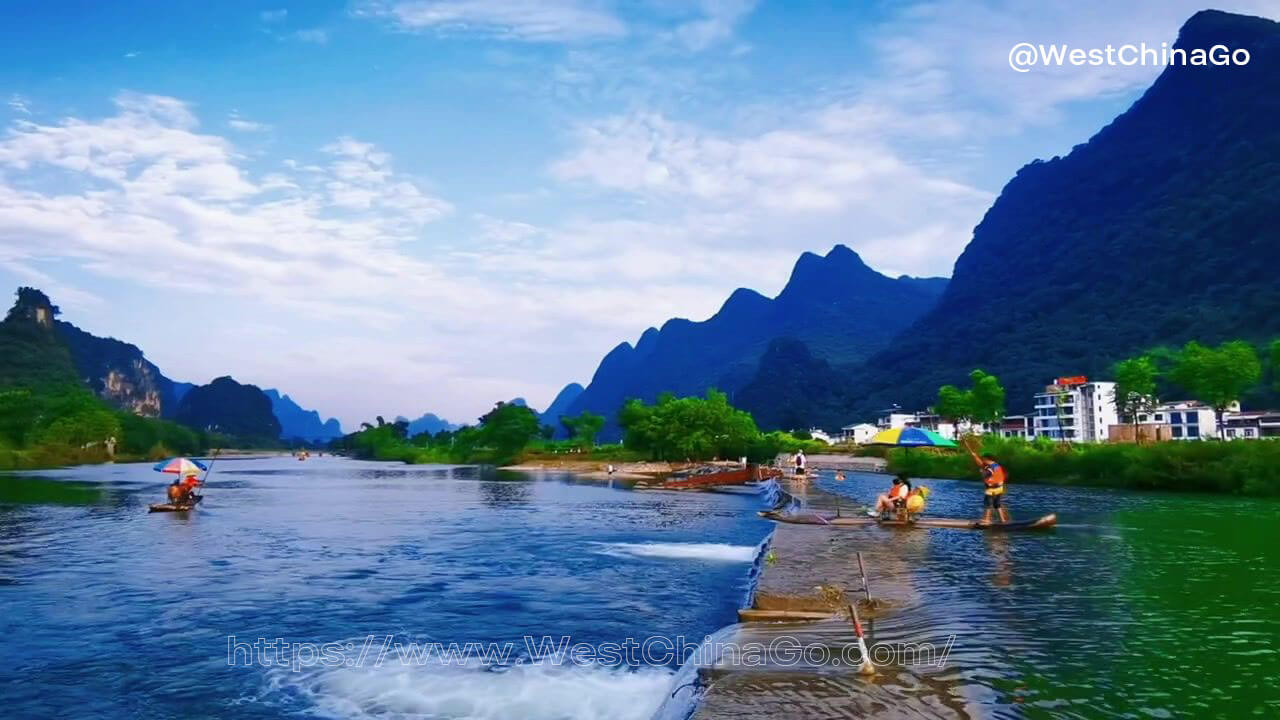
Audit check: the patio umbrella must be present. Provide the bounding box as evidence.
[867,427,957,448]
[152,457,209,476]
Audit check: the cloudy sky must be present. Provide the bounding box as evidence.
[1,0,1276,428]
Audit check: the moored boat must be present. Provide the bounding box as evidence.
[759,509,1057,531]
[641,464,783,490]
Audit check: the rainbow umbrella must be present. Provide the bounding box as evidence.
[152,457,208,476]
[867,427,957,448]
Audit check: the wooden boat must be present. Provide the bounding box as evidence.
[643,464,783,490]
[759,509,1057,531]
[149,495,203,513]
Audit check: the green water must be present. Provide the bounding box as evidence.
[752,473,1280,719]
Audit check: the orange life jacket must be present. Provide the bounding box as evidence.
[889,483,910,501]
[983,462,1006,488]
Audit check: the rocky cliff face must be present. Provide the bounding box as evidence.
[55,319,183,418]
[0,287,80,389]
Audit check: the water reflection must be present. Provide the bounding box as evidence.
[477,478,533,506]
[0,475,108,506]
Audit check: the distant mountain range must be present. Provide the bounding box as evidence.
[560,244,947,438]
[558,10,1280,433]
[539,383,584,431]
[401,412,459,437]
[174,376,281,443]
[0,287,342,444]
[265,389,343,443]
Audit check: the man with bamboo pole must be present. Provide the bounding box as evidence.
[964,437,1010,525]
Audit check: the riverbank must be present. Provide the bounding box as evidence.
[500,458,743,481]
[880,436,1280,496]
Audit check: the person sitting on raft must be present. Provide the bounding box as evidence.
[182,473,201,497]
[968,450,1010,524]
[166,478,186,505]
[868,474,912,517]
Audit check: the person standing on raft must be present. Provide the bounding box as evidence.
[967,445,1010,525]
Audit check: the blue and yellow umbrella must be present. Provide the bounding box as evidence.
[867,427,957,448]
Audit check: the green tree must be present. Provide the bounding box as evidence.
[1271,339,1280,392]
[561,411,605,449]
[474,401,542,463]
[969,370,1006,424]
[1170,341,1262,439]
[935,384,971,424]
[1113,355,1160,442]
[619,389,761,461]
[934,369,1005,432]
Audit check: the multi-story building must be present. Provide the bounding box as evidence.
[1221,411,1280,440]
[994,415,1032,439]
[1135,401,1218,440]
[1032,377,1118,443]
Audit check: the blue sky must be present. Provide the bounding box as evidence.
[1,0,1276,428]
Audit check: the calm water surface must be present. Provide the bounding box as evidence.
[1,458,1277,719]
[0,457,773,720]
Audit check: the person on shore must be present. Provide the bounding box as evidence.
[868,474,912,517]
[793,449,806,476]
[968,449,1010,524]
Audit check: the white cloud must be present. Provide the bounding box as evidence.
[0,93,461,323]
[7,95,30,115]
[228,112,271,132]
[667,0,758,52]
[293,28,330,44]
[550,108,992,276]
[260,9,288,23]
[355,0,628,42]
[0,93,671,424]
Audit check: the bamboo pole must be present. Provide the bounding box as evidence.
[856,551,872,603]
[847,602,876,676]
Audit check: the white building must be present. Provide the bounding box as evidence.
[808,428,837,445]
[1222,411,1280,440]
[876,406,918,430]
[995,415,1032,439]
[840,423,878,444]
[1032,378,1118,443]
[913,413,950,439]
[1136,401,1218,440]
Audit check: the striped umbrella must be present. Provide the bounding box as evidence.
[152,457,209,475]
[867,427,957,448]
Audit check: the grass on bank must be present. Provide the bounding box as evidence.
[877,435,1280,497]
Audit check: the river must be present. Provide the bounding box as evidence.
[1,457,1277,719]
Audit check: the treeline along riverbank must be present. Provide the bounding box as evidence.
[878,436,1280,496]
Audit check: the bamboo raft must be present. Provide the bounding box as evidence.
[759,509,1058,531]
